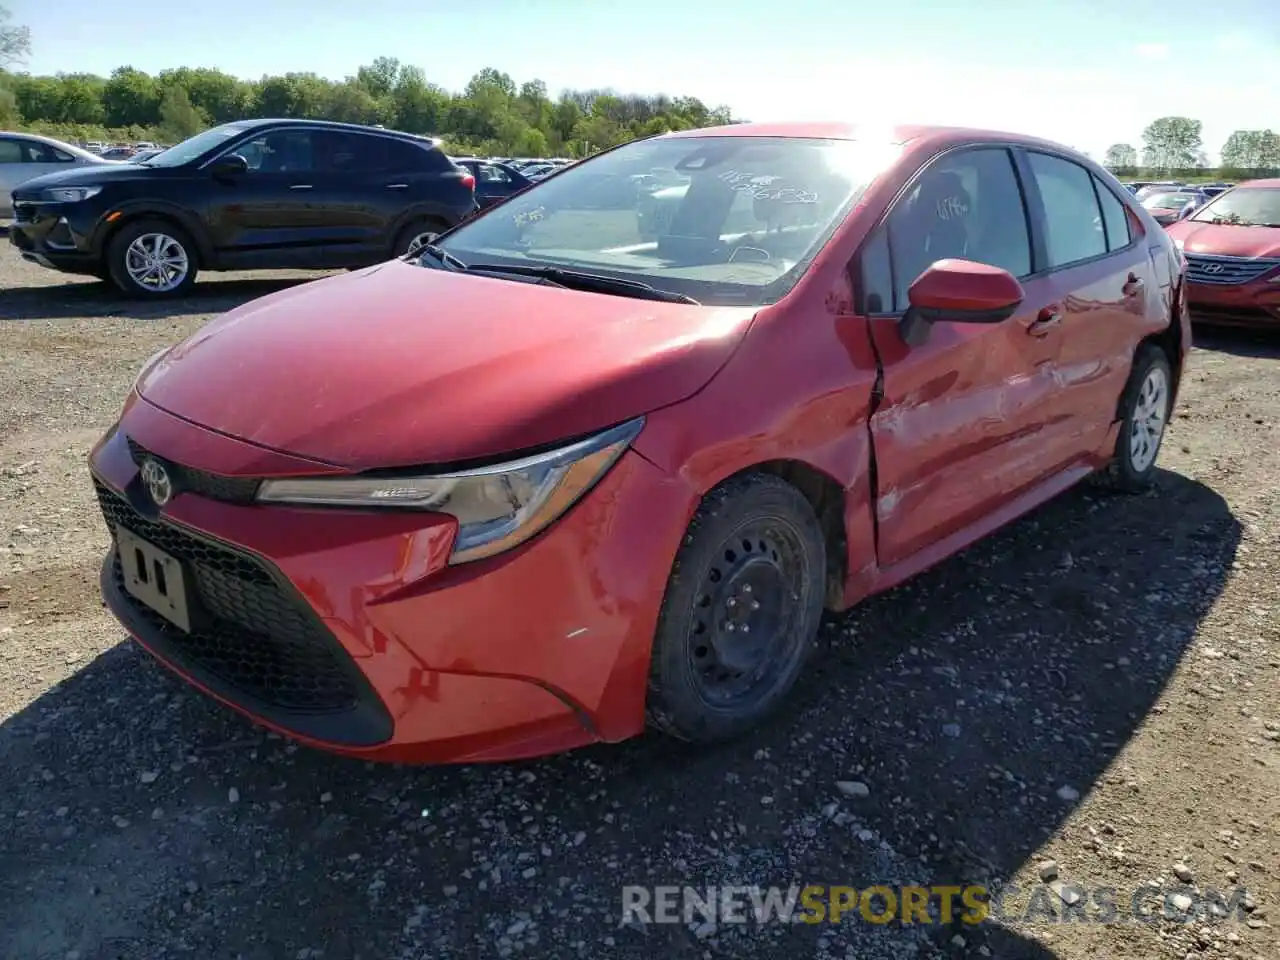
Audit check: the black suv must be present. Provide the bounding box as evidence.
[9,118,478,297]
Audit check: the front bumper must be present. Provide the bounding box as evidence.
[8,196,109,275]
[1186,281,1280,327]
[90,396,691,764]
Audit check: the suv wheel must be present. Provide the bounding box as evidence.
[107,220,199,297]
[395,217,449,258]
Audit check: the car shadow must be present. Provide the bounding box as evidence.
[1191,325,1280,359]
[0,275,323,322]
[0,470,1239,960]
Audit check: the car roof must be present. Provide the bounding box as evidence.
[661,121,1097,158]
[225,118,444,147]
[0,130,99,158]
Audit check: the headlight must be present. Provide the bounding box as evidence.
[256,417,645,564]
[1171,236,1184,251]
[42,185,102,203]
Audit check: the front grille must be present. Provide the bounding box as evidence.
[126,437,261,504]
[96,480,359,715]
[1185,253,1280,286]
[13,202,36,223]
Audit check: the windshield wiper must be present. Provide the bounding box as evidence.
[413,244,469,270]
[463,263,701,304]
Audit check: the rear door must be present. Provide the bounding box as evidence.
[1016,150,1157,454]
[862,146,1078,568]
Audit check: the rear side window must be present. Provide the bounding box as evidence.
[1094,176,1132,251]
[1026,152,1107,267]
[885,147,1032,309]
[386,139,452,173]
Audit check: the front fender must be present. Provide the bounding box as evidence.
[90,200,212,265]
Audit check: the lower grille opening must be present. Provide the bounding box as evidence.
[95,479,392,745]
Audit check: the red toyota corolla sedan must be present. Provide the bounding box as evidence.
[90,123,1190,763]
[1164,178,1280,328]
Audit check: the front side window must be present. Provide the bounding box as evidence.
[1027,152,1107,268]
[234,130,315,174]
[435,135,902,307]
[885,147,1032,309]
[145,123,250,167]
[1189,187,1280,227]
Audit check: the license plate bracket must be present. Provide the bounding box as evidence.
[116,526,192,633]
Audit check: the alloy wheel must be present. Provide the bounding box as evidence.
[124,233,190,293]
[1129,364,1169,472]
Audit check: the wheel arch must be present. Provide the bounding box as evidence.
[689,459,849,613]
[94,205,213,268]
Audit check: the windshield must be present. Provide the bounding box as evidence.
[435,135,897,307]
[1189,186,1280,227]
[143,123,251,167]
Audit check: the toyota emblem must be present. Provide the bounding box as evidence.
[1203,262,1224,274]
[140,459,173,506]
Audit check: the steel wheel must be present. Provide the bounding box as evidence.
[687,520,808,707]
[1128,364,1169,473]
[124,232,190,293]
[647,473,826,743]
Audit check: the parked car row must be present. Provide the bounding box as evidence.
[1115,176,1278,328]
[85,121,1194,763]
[9,119,481,295]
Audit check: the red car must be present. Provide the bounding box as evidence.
[90,123,1190,763]
[1164,178,1280,328]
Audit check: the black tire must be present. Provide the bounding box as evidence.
[646,473,827,743]
[1096,344,1173,493]
[394,217,449,258]
[106,219,198,298]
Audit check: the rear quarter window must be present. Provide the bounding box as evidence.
[385,139,453,173]
[1093,176,1133,251]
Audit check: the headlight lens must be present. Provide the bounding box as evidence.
[256,417,645,564]
[42,185,102,203]
[1170,236,1184,251]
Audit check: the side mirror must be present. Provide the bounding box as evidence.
[898,259,1025,346]
[209,154,249,178]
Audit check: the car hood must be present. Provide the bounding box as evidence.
[1167,221,1280,258]
[137,260,758,469]
[11,160,141,195]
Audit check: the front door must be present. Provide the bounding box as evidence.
[860,146,1076,568]
[205,128,332,265]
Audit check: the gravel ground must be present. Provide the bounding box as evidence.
[1,242,1277,960]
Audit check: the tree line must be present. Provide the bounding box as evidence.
[0,8,734,156]
[1103,116,1280,180]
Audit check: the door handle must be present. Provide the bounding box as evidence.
[1026,307,1062,337]
[289,184,312,190]
[385,183,408,190]
[1123,272,1145,296]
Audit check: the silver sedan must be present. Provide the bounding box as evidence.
[0,132,120,217]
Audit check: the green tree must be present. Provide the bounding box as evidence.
[1141,116,1202,172]
[1221,129,1280,170]
[103,66,161,127]
[1103,143,1137,170]
[0,81,18,125]
[1,56,740,157]
[157,85,205,141]
[0,3,30,68]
